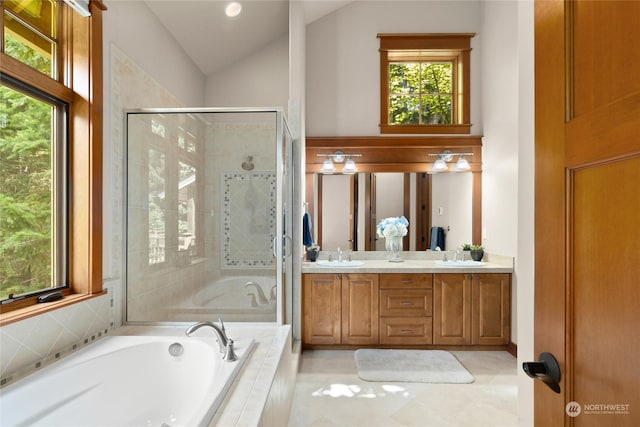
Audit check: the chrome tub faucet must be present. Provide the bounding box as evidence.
[185,318,237,361]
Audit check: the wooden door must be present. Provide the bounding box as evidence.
[302,274,342,345]
[433,273,472,345]
[341,273,379,345]
[471,274,510,345]
[535,1,640,425]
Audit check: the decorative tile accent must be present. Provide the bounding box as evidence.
[222,172,276,268]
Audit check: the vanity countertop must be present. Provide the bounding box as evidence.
[302,252,514,274]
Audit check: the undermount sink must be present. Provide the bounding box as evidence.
[435,260,487,267]
[316,260,365,267]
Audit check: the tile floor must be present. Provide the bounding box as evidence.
[288,350,517,427]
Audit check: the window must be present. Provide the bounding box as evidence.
[0,77,68,301]
[1,0,104,320]
[378,33,474,134]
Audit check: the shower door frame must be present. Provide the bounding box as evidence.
[124,107,292,326]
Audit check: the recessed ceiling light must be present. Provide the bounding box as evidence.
[225,2,242,17]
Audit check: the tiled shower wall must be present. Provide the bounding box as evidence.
[126,114,278,322]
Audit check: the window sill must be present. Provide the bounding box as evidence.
[380,124,472,134]
[0,292,106,327]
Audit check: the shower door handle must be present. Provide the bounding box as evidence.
[272,235,292,258]
[284,234,292,258]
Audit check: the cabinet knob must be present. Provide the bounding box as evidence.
[335,274,341,280]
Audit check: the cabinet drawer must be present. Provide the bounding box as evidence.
[380,273,432,289]
[380,289,433,317]
[380,317,433,345]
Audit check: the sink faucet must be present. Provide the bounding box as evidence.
[245,281,268,304]
[338,247,343,262]
[185,320,229,354]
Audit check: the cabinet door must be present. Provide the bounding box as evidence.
[433,274,472,345]
[342,274,379,345]
[303,274,342,345]
[472,274,511,345]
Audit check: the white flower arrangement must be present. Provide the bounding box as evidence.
[376,216,409,238]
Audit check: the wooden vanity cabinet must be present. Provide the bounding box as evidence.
[379,274,433,345]
[302,273,378,346]
[433,273,511,345]
[303,271,511,348]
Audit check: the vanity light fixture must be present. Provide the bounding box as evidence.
[320,156,337,174]
[432,157,449,172]
[317,151,362,174]
[455,155,471,171]
[342,157,358,174]
[225,1,242,17]
[428,150,474,172]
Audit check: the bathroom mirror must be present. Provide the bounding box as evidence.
[305,136,483,251]
[315,172,473,251]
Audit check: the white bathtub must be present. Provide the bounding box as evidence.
[170,275,277,322]
[0,334,255,427]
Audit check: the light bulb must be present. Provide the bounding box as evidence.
[342,158,357,174]
[321,158,336,174]
[432,158,448,172]
[225,2,242,17]
[456,156,470,171]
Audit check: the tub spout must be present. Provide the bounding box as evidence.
[185,321,228,354]
[269,285,277,302]
[244,281,268,304]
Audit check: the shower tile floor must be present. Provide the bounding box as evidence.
[288,350,517,427]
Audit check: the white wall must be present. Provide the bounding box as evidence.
[479,1,535,425]
[515,1,536,426]
[306,1,483,136]
[205,35,289,110]
[480,1,519,257]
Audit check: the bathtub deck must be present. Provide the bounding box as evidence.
[114,323,294,427]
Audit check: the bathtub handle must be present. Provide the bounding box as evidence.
[223,339,239,362]
[247,293,258,307]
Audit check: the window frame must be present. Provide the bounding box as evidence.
[0,1,105,324]
[378,33,474,135]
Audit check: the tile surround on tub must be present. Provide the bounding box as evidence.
[0,292,112,387]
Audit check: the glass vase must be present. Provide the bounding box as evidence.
[385,235,404,262]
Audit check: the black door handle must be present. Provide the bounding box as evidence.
[522,352,561,393]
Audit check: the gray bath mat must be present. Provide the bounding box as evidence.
[354,349,474,383]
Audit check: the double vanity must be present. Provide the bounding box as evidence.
[301,253,513,351]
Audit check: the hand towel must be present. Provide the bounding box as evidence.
[303,212,314,246]
[430,226,445,250]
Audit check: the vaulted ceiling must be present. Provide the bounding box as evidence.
[144,0,352,76]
